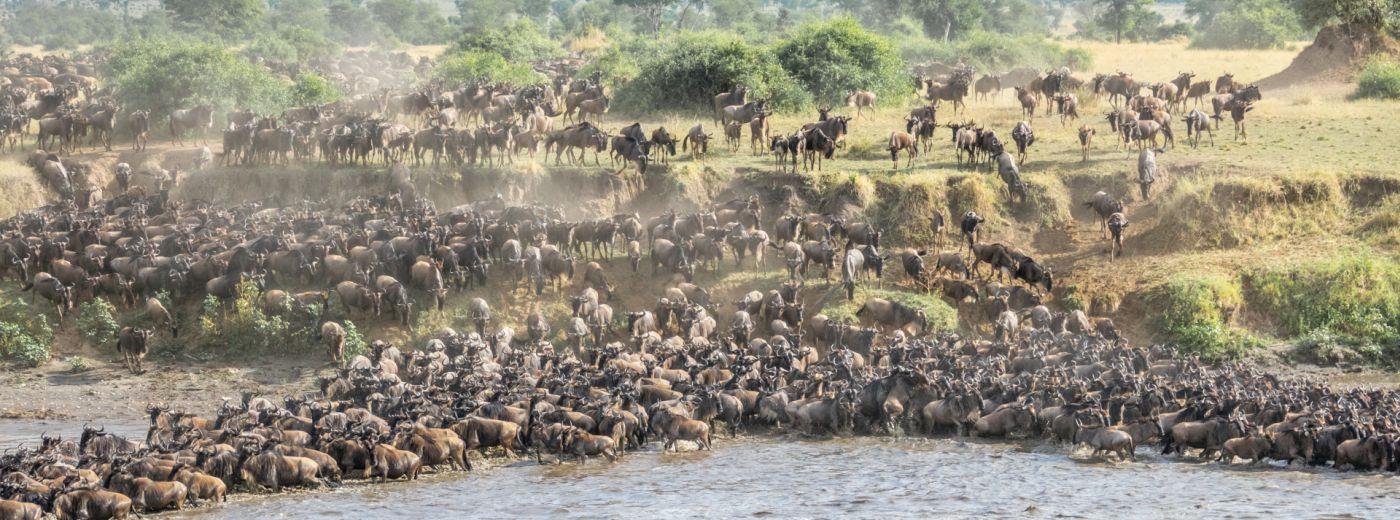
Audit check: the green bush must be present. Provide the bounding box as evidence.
[343,320,369,360]
[106,37,291,117]
[0,296,53,367]
[199,282,291,354]
[1146,274,1260,360]
[1355,59,1400,100]
[245,27,339,65]
[434,51,545,87]
[291,73,344,105]
[1243,255,1400,360]
[615,31,809,113]
[75,298,121,348]
[578,38,646,89]
[823,288,959,334]
[773,17,908,105]
[1191,0,1302,49]
[448,19,562,63]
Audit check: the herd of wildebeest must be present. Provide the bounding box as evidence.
[3,47,1390,520]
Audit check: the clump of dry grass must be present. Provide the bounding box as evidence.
[868,176,945,245]
[1137,171,1348,250]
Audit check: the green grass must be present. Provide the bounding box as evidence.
[822,287,958,334]
[1145,273,1261,360]
[1242,253,1400,362]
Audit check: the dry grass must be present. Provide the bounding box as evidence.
[1062,40,1303,84]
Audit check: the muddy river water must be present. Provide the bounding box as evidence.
[6,421,1397,518]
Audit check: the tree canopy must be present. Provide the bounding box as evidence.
[106,37,290,116]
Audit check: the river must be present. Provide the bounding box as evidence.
[109,434,1397,519]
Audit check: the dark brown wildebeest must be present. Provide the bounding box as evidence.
[1218,99,1255,141]
[1215,72,1244,94]
[1093,72,1140,107]
[974,75,1001,102]
[116,326,154,374]
[650,126,677,164]
[682,124,712,163]
[23,272,73,323]
[1052,94,1079,126]
[721,99,767,126]
[1083,191,1124,238]
[713,85,747,123]
[169,105,214,146]
[547,123,608,166]
[1107,212,1128,259]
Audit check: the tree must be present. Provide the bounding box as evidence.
[454,0,554,32]
[1192,0,1302,49]
[371,0,451,44]
[107,37,290,117]
[839,0,991,42]
[612,0,683,34]
[1095,0,1155,43]
[1288,0,1395,33]
[773,18,908,104]
[291,73,344,105]
[326,0,387,46]
[1184,0,1232,30]
[161,0,266,36]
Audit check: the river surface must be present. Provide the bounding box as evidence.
[107,434,1395,519]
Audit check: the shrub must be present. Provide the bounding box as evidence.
[0,296,53,367]
[1242,255,1400,359]
[448,19,562,63]
[291,73,344,106]
[1146,274,1260,360]
[1355,59,1400,100]
[75,298,121,348]
[578,37,646,89]
[434,51,545,87]
[343,320,369,360]
[615,31,810,113]
[773,18,908,105]
[106,37,291,117]
[199,282,292,355]
[1191,0,1302,49]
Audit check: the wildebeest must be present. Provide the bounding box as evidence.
[682,124,712,163]
[1010,121,1034,164]
[169,105,215,146]
[1137,147,1162,200]
[1083,191,1124,238]
[115,327,154,374]
[845,90,876,120]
